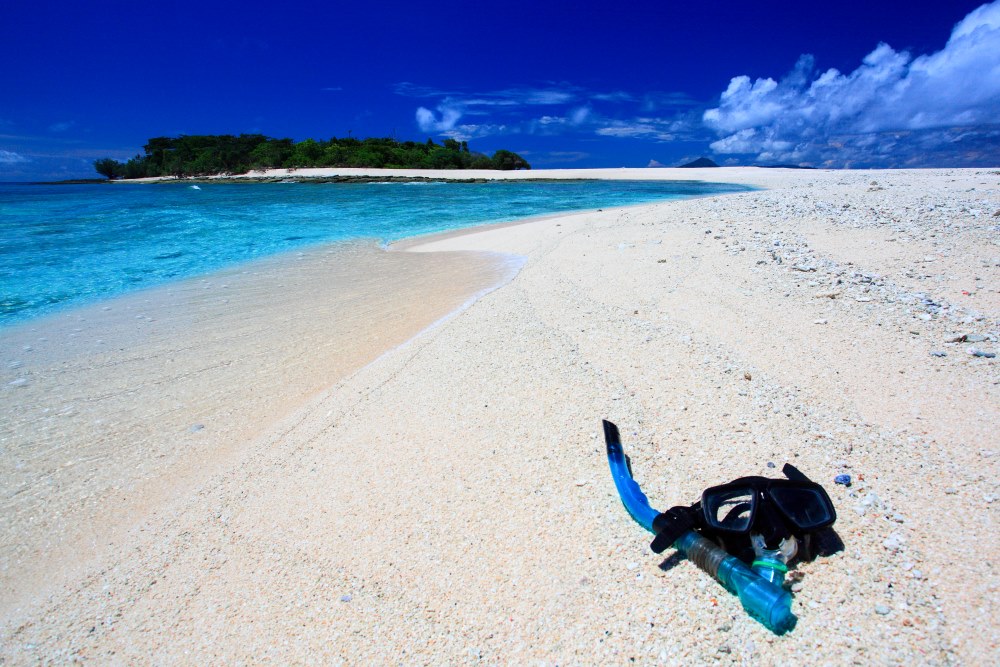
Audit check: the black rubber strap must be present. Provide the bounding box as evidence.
[650,506,697,553]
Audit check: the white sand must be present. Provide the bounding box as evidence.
[2,167,998,664]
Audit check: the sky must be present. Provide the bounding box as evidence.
[2,0,999,180]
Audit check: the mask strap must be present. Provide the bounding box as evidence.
[650,506,698,553]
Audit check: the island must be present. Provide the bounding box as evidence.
[94,134,531,180]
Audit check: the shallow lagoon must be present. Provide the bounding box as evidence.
[0,179,749,325]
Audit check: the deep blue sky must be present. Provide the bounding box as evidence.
[2,0,998,180]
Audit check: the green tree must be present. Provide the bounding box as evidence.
[491,149,531,170]
[348,149,385,168]
[469,154,494,169]
[122,156,147,179]
[286,139,324,167]
[142,137,174,174]
[250,139,294,168]
[93,158,122,180]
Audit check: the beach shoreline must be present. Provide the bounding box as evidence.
[2,167,998,664]
[117,165,816,187]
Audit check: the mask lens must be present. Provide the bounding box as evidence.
[704,487,755,532]
[770,485,834,529]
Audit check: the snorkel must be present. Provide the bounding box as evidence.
[604,420,798,635]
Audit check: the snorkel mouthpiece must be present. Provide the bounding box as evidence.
[604,421,796,635]
[751,535,797,586]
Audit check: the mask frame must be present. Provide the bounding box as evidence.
[701,477,837,537]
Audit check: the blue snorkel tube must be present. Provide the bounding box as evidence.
[605,421,796,635]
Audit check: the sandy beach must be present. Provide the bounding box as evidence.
[2,167,998,664]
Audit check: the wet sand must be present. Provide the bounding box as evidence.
[2,167,998,664]
[0,241,518,615]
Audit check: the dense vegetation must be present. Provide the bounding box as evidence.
[94,134,530,179]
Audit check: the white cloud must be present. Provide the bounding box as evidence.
[533,107,593,130]
[704,1,1000,166]
[536,115,564,126]
[569,106,591,125]
[48,121,75,132]
[394,82,452,98]
[400,80,711,145]
[402,82,618,139]
[514,88,575,105]
[415,106,509,141]
[595,118,679,141]
[416,104,464,133]
[640,91,701,111]
[412,85,584,138]
[397,82,577,107]
[440,123,509,142]
[0,149,29,164]
[596,124,657,138]
[458,98,520,107]
[592,91,635,103]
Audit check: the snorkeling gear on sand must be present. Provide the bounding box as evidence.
[604,420,837,635]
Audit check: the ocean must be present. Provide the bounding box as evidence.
[0,179,749,326]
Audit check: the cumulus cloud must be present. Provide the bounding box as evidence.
[416,102,508,141]
[0,149,29,164]
[703,1,1000,166]
[416,104,464,133]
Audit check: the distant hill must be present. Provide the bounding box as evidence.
[678,157,719,168]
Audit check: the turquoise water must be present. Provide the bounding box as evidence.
[0,179,749,326]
